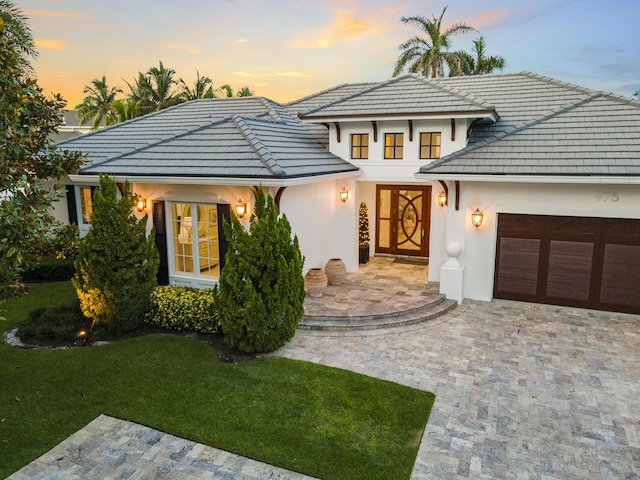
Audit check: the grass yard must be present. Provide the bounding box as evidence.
[0,282,435,479]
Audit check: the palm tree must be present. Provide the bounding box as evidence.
[392,6,475,78]
[178,71,215,100]
[125,61,179,115]
[456,36,505,76]
[111,97,139,123]
[218,84,254,97]
[75,76,122,129]
[0,0,36,69]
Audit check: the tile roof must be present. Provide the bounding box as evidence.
[419,73,640,177]
[57,97,358,180]
[298,74,496,120]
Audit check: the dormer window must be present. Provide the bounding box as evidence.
[384,133,403,159]
[419,132,441,159]
[351,133,369,159]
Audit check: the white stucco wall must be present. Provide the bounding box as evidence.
[442,181,640,302]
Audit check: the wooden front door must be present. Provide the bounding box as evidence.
[376,185,431,257]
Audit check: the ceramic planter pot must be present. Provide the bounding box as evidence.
[305,268,328,297]
[325,258,346,286]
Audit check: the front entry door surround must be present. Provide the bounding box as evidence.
[376,184,431,257]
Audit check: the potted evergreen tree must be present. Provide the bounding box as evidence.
[359,202,370,264]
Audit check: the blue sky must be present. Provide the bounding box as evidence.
[20,0,640,107]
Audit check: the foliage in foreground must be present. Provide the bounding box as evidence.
[73,175,159,335]
[145,285,218,333]
[217,188,305,353]
[0,14,83,300]
[0,282,435,480]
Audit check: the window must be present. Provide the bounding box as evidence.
[171,203,220,277]
[420,132,441,159]
[351,133,369,159]
[79,187,93,224]
[384,133,403,159]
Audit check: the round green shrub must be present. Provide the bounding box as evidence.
[145,285,218,333]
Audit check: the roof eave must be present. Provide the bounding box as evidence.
[414,172,640,185]
[299,110,498,123]
[68,169,362,187]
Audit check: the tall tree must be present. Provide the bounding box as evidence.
[110,97,139,123]
[0,1,36,69]
[0,14,83,301]
[218,84,254,98]
[392,6,475,78]
[178,71,215,100]
[75,76,122,129]
[455,36,505,76]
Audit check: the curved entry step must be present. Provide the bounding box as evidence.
[299,296,457,331]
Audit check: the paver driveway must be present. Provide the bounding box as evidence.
[276,299,640,479]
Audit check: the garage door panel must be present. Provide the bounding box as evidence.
[495,214,640,315]
[546,241,593,301]
[600,244,640,308]
[496,237,539,296]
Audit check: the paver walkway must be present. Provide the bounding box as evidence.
[278,300,640,479]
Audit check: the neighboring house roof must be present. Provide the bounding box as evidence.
[297,74,497,121]
[57,97,359,183]
[418,73,640,180]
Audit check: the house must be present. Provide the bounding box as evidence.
[54,72,640,314]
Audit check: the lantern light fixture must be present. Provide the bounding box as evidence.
[339,187,349,203]
[437,191,447,207]
[235,199,247,218]
[471,208,484,228]
[136,198,147,212]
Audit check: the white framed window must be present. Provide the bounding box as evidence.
[78,186,93,225]
[169,202,221,278]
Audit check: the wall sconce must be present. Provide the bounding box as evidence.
[339,187,349,203]
[471,208,484,228]
[437,191,447,207]
[235,199,246,218]
[136,198,147,212]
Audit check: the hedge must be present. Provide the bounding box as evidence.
[145,285,218,333]
[23,257,75,282]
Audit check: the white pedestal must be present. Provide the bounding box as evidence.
[440,261,464,304]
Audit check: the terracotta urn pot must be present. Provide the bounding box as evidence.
[305,268,328,298]
[325,258,346,286]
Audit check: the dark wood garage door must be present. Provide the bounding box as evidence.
[494,214,640,314]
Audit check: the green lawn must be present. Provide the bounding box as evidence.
[0,282,435,480]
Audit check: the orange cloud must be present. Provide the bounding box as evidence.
[160,44,201,55]
[35,38,66,50]
[457,7,519,30]
[293,8,379,49]
[24,9,92,19]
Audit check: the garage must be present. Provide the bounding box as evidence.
[494,213,640,314]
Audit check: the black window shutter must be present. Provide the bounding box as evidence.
[66,185,78,225]
[152,201,169,285]
[217,203,231,271]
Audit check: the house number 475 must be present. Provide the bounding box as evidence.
[595,191,620,202]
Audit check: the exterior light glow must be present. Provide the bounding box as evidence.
[471,208,484,228]
[136,198,146,212]
[339,188,349,203]
[236,199,246,218]
[437,191,447,207]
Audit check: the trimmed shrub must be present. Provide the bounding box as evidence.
[217,188,305,353]
[17,300,87,344]
[23,257,75,282]
[145,285,218,333]
[73,175,159,335]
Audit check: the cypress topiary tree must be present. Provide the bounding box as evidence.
[73,174,159,336]
[217,188,305,353]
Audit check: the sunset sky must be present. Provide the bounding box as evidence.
[18,0,640,108]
